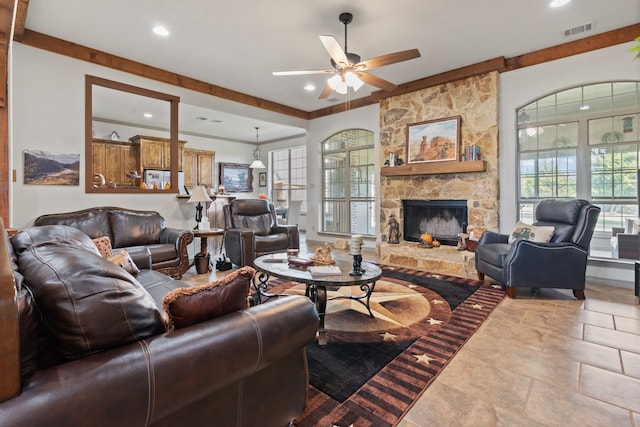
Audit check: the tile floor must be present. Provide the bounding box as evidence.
[182,236,640,427]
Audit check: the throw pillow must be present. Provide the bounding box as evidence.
[508,221,555,244]
[17,241,165,360]
[92,236,113,258]
[163,266,255,330]
[108,249,140,276]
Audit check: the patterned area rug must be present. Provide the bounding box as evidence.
[253,265,505,427]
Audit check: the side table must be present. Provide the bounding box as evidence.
[191,228,225,273]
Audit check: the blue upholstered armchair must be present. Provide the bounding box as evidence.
[475,199,601,299]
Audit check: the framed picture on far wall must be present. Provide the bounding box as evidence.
[406,116,461,164]
[258,172,267,187]
[219,162,253,192]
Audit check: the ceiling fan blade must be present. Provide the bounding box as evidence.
[318,83,334,99]
[358,49,421,70]
[357,72,397,92]
[272,69,335,76]
[319,35,349,67]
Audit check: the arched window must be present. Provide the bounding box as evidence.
[321,129,376,236]
[517,82,640,242]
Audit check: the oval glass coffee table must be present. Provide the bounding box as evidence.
[253,254,382,345]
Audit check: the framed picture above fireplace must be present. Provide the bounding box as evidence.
[406,116,461,164]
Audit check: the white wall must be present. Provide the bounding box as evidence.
[10,43,306,231]
[306,104,380,248]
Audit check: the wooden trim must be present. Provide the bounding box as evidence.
[505,23,640,71]
[85,75,182,194]
[0,0,16,226]
[19,29,311,121]
[0,218,20,403]
[12,0,26,42]
[381,160,487,177]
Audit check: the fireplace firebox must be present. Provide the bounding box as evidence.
[402,200,468,246]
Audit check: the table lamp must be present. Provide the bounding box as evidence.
[188,185,212,230]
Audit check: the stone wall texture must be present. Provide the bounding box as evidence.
[379,71,500,243]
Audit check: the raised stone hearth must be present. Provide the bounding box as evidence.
[377,242,477,279]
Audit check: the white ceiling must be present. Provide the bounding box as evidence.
[23,0,640,143]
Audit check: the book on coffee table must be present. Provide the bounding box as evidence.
[308,265,342,276]
[263,253,289,263]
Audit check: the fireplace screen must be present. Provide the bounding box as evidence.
[402,200,468,246]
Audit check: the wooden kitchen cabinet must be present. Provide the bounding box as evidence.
[131,135,186,171]
[182,148,215,189]
[92,138,140,188]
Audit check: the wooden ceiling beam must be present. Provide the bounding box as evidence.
[13,21,640,121]
[18,29,311,121]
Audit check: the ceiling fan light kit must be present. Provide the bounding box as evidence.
[272,12,421,99]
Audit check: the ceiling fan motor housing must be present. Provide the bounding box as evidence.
[331,52,361,69]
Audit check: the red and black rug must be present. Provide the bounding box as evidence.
[253,265,505,427]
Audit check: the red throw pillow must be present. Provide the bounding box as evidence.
[162,266,254,330]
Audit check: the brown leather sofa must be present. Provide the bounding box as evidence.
[34,206,194,278]
[224,199,300,267]
[0,221,319,426]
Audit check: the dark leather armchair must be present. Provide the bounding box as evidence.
[223,199,299,267]
[475,199,601,299]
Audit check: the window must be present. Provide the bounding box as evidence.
[269,146,306,211]
[321,129,376,236]
[517,82,639,232]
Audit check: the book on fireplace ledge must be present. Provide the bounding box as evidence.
[308,265,342,276]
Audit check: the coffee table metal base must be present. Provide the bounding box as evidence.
[251,259,381,345]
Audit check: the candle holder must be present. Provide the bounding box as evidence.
[349,254,364,276]
[349,234,365,276]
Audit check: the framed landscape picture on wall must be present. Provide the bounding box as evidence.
[219,162,253,192]
[23,150,80,185]
[406,116,461,164]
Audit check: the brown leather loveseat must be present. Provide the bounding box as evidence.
[0,221,319,426]
[34,206,194,278]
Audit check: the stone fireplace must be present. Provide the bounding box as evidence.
[376,72,500,278]
[403,199,467,246]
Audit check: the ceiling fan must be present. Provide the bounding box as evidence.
[273,12,421,99]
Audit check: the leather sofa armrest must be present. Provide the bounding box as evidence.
[159,228,193,249]
[0,296,318,427]
[272,225,300,249]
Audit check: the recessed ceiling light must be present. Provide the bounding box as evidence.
[143,113,153,118]
[304,84,316,92]
[549,0,570,8]
[579,105,590,111]
[153,25,170,37]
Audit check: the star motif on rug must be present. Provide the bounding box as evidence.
[431,298,446,305]
[427,318,443,325]
[380,331,398,342]
[470,303,483,309]
[413,353,436,365]
[322,285,424,327]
